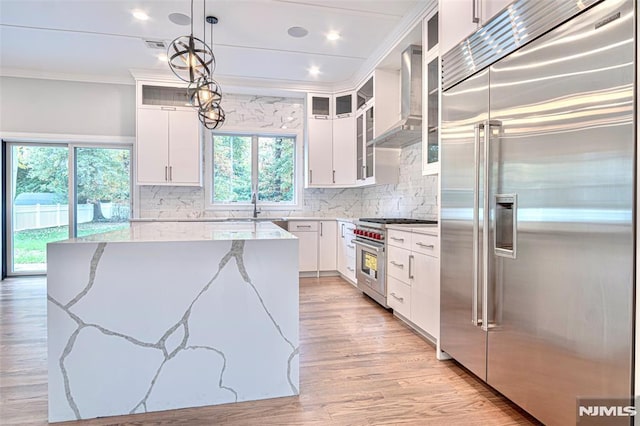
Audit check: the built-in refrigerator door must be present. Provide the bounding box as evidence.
[440,69,490,380]
[486,1,635,425]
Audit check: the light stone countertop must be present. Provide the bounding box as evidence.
[130,217,357,223]
[52,221,296,244]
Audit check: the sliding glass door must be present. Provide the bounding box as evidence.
[7,143,131,275]
[74,147,130,238]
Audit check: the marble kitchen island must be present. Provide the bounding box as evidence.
[46,221,299,423]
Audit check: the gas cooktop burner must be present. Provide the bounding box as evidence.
[359,218,438,225]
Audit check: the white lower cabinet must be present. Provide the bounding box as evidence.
[289,221,319,272]
[387,276,411,318]
[410,251,439,338]
[289,220,340,274]
[319,220,337,271]
[386,228,440,341]
[337,220,356,283]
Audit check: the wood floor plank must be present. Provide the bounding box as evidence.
[0,275,539,425]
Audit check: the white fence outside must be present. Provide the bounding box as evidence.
[15,204,97,231]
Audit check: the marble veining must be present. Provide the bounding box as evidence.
[47,237,299,422]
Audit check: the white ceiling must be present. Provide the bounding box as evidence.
[0,0,428,92]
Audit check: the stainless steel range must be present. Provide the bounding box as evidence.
[353,218,437,308]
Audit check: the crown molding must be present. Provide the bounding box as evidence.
[0,67,135,85]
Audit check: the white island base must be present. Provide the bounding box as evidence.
[46,222,299,423]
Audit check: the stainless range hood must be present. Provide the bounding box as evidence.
[371,45,422,148]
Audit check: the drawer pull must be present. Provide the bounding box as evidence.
[390,237,405,242]
[390,292,404,302]
[347,266,355,272]
[416,242,435,248]
[296,225,312,229]
[347,244,355,249]
[390,261,404,268]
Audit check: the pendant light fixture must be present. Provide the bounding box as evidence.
[167,0,214,83]
[198,103,226,130]
[191,12,225,129]
[168,0,225,129]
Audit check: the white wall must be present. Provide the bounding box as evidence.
[0,76,135,137]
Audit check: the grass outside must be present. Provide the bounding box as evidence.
[14,222,128,266]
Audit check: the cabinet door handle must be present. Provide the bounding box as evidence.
[332,170,336,184]
[320,222,323,237]
[347,244,355,249]
[472,0,480,23]
[341,223,345,238]
[347,266,355,272]
[165,166,168,181]
[309,170,313,184]
[416,242,435,249]
[169,166,172,181]
[390,237,405,242]
[390,261,404,268]
[390,292,404,302]
[409,254,415,279]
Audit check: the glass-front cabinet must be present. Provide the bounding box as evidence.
[423,11,440,175]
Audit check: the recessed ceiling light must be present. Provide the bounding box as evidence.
[326,31,340,41]
[157,53,168,61]
[281,124,288,129]
[288,26,309,38]
[308,66,320,76]
[168,12,191,26]
[287,116,294,121]
[132,10,149,21]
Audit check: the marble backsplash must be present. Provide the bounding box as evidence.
[137,93,438,220]
[138,186,363,219]
[361,143,438,220]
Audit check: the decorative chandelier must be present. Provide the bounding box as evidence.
[168,0,225,129]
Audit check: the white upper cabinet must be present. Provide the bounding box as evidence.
[354,70,400,186]
[439,0,512,56]
[135,81,202,186]
[422,11,440,176]
[306,92,356,188]
[307,115,334,186]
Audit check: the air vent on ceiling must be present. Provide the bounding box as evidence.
[144,39,167,50]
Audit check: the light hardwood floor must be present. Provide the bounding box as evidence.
[0,276,539,425]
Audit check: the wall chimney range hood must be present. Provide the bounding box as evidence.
[372,45,422,148]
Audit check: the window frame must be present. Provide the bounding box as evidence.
[204,127,303,211]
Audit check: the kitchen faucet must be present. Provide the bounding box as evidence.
[251,192,261,218]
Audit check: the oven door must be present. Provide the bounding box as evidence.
[354,238,387,307]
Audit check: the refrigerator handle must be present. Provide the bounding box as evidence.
[472,122,483,326]
[481,120,503,332]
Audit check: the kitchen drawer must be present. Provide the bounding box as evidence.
[387,276,411,318]
[344,239,356,257]
[387,245,410,283]
[411,232,438,257]
[345,254,356,283]
[387,229,412,250]
[289,221,318,232]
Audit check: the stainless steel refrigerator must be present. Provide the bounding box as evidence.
[440,0,635,425]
